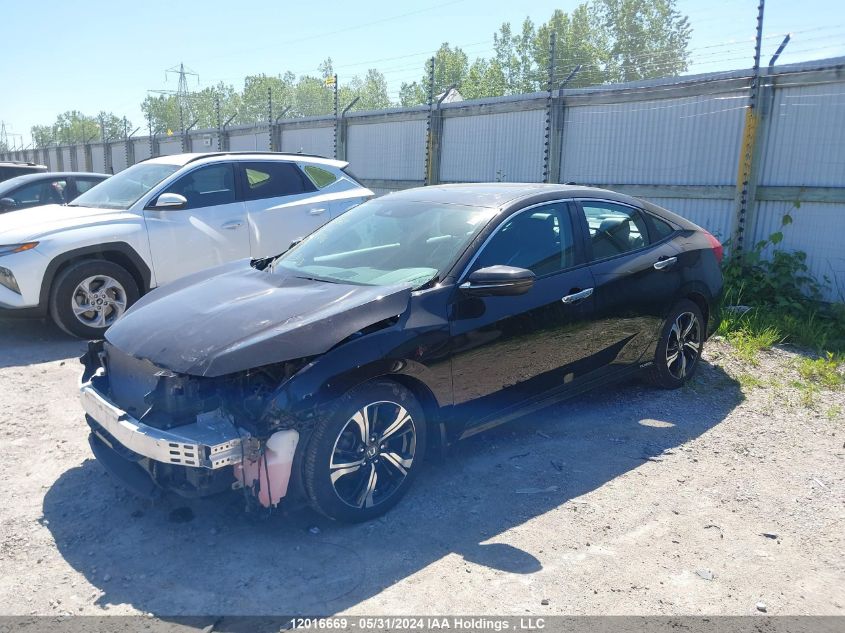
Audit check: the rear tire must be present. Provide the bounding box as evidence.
[302,379,427,523]
[646,299,704,389]
[49,259,139,339]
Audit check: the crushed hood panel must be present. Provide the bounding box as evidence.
[105,260,412,377]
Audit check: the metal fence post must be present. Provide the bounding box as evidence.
[424,58,436,185]
[731,0,766,252]
[274,106,291,153]
[543,33,557,183]
[337,98,359,161]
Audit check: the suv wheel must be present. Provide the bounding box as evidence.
[646,299,704,389]
[302,380,427,522]
[49,259,139,339]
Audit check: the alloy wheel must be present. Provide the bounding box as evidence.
[71,275,127,329]
[329,400,417,509]
[665,311,701,380]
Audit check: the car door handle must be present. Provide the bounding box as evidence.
[561,288,594,304]
[309,208,326,215]
[653,256,678,270]
[221,220,244,230]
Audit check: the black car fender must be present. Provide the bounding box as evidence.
[260,326,451,435]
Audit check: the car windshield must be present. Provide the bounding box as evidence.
[68,163,180,210]
[273,198,497,288]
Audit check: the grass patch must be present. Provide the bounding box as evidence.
[718,210,845,357]
[796,353,844,390]
[825,405,843,422]
[737,373,765,390]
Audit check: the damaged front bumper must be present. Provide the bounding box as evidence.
[80,382,244,470]
[79,341,300,507]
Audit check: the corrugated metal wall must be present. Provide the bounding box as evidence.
[133,139,151,162]
[347,118,427,181]
[228,130,269,151]
[280,125,333,156]
[158,138,182,155]
[561,91,748,186]
[441,109,546,182]
[91,145,105,173]
[111,144,127,173]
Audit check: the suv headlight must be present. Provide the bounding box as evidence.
[0,266,20,293]
[0,242,39,257]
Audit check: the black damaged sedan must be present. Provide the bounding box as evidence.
[80,184,723,522]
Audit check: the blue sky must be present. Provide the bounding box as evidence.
[2,0,843,145]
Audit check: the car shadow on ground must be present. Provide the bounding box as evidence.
[41,358,743,616]
[0,317,85,369]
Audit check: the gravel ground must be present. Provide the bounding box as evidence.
[0,317,842,617]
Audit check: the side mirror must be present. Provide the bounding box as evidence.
[459,265,535,297]
[0,197,17,211]
[152,192,187,209]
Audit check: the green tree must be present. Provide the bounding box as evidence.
[593,0,691,82]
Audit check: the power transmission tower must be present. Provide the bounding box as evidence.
[148,62,200,134]
[0,121,8,151]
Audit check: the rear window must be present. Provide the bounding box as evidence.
[648,214,676,241]
[239,162,316,201]
[303,165,338,188]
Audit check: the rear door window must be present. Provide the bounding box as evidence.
[238,162,316,201]
[578,200,651,261]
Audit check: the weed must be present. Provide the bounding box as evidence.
[796,353,844,390]
[737,373,764,390]
[825,405,843,422]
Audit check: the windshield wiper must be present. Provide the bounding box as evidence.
[293,275,341,284]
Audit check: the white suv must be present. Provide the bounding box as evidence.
[0,152,372,338]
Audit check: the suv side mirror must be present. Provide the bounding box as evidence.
[152,193,187,209]
[459,265,535,297]
[0,197,17,211]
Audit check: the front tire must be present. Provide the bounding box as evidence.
[646,299,704,389]
[302,380,427,523]
[49,259,139,339]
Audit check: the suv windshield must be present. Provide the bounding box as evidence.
[273,198,497,287]
[68,163,180,210]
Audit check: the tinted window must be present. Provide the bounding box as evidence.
[303,165,338,188]
[163,164,235,210]
[239,162,316,201]
[9,179,68,207]
[474,203,577,276]
[648,214,676,241]
[579,201,650,260]
[75,178,103,195]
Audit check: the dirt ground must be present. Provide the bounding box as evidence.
[0,316,842,618]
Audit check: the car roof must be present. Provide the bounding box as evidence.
[141,152,348,169]
[0,172,109,191]
[381,183,646,209]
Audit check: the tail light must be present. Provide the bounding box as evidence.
[703,230,723,264]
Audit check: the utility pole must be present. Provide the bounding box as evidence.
[732,0,766,254]
[148,62,199,153]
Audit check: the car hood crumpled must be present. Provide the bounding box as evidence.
[105,260,413,377]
